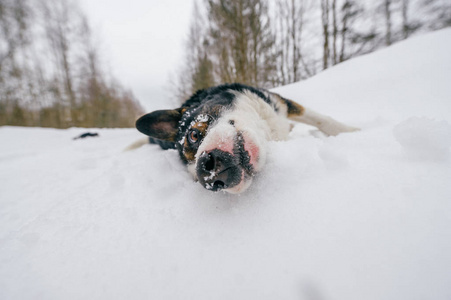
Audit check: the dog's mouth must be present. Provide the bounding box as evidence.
[196,132,257,192]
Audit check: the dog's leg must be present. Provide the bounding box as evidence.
[288,100,359,136]
[271,93,359,136]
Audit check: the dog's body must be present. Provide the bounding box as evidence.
[136,83,358,193]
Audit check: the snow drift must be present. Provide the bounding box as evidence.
[1,29,451,300]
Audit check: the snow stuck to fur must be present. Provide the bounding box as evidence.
[1,29,451,300]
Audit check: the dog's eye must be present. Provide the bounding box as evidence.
[188,129,200,144]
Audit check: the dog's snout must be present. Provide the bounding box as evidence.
[203,153,216,172]
[213,180,225,190]
[196,150,241,191]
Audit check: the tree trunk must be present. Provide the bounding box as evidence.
[402,0,409,39]
[332,0,338,65]
[385,0,392,46]
[321,0,330,69]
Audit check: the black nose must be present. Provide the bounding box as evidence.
[196,149,242,191]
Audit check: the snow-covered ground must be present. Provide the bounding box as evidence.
[1,29,451,300]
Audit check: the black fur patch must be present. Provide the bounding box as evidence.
[234,132,254,176]
[282,97,305,117]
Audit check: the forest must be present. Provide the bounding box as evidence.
[1,0,450,128]
[0,0,144,128]
[172,0,450,102]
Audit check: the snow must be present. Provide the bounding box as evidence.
[394,117,451,161]
[1,29,451,299]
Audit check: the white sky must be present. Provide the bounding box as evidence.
[79,0,194,111]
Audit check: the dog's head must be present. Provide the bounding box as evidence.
[136,88,272,193]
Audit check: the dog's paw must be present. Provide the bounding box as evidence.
[323,123,360,136]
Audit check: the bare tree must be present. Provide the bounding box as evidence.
[0,0,31,103]
[321,0,330,69]
[401,0,410,39]
[189,2,215,93]
[275,0,314,84]
[332,0,339,64]
[170,0,215,103]
[40,0,84,125]
[384,0,393,45]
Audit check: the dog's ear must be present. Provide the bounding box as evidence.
[136,109,182,142]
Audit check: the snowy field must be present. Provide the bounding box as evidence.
[1,29,451,300]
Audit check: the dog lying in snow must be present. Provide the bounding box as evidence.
[135,83,358,194]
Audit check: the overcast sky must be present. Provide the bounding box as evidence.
[79,0,194,111]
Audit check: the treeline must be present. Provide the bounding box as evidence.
[0,0,144,128]
[172,0,450,101]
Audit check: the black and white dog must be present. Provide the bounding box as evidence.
[136,83,358,194]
